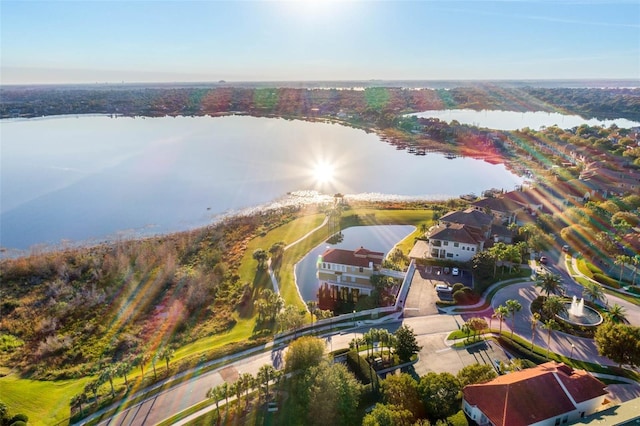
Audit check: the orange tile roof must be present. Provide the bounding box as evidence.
[321,247,384,268]
[463,362,607,426]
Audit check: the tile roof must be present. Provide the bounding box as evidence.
[463,362,607,426]
[440,208,493,230]
[429,223,483,245]
[321,247,384,268]
[471,197,521,214]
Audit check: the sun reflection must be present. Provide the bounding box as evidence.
[312,161,335,184]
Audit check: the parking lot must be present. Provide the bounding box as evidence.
[403,265,473,317]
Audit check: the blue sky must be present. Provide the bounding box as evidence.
[1,0,639,84]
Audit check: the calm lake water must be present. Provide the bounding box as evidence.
[294,225,415,303]
[1,115,524,250]
[410,109,640,131]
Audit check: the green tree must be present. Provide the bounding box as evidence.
[269,241,286,261]
[607,303,628,323]
[530,312,541,351]
[582,281,606,305]
[394,325,422,363]
[465,317,488,341]
[71,393,88,417]
[277,304,306,333]
[542,319,558,357]
[206,385,223,414]
[472,251,496,281]
[535,273,564,296]
[284,335,325,373]
[543,295,567,318]
[253,248,268,269]
[382,373,424,420]
[362,403,414,426]
[595,321,640,368]
[159,347,174,371]
[505,299,523,338]
[615,255,631,283]
[257,364,277,402]
[305,362,361,426]
[84,380,100,406]
[99,364,117,397]
[457,363,497,387]
[493,305,509,335]
[306,300,318,326]
[418,372,461,422]
[116,360,131,387]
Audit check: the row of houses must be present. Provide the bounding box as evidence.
[409,195,524,263]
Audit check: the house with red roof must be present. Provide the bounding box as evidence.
[462,362,607,426]
[317,247,385,304]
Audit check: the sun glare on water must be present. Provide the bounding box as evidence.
[312,161,335,184]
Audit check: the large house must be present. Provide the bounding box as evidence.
[423,223,484,262]
[317,246,384,303]
[471,197,522,224]
[462,362,608,426]
[410,208,495,263]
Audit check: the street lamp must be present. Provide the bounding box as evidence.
[570,344,575,359]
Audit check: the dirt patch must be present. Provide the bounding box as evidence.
[219,365,239,382]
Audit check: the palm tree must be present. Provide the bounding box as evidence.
[257,364,276,402]
[582,281,606,305]
[100,365,117,397]
[607,303,627,323]
[306,300,318,326]
[233,378,242,408]
[84,380,100,407]
[159,346,174,371]
[71,393,88,417]
[530,312,541,351]
[614,255,631,283]
[542,319,558,358]
[136,352,150,378]
[535,273,564,296]
[631,255,640,286]
[221,381,230,408]
[543,295,567,318]
[241,372,254,406]
[506,299,523,338]
[207,385,222,413]
[117,361,131,387]
[493,305,509,335]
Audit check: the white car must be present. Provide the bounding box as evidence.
[452,267,460,276]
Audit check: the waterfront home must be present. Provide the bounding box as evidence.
[317,246,384,304]
[462,362,607,426]
[471,197,522,224]
[423,223,484,262]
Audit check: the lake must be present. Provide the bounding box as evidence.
[409,109,640,130]
[1,115,524,251]
[294,225,415,303]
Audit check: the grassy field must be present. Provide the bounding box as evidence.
[0,373,92,425]
[2,207,434,424]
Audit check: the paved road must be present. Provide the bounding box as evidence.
[92,249,640,425]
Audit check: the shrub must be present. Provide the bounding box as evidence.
[593,273,621,289]
[587,262,603,275]
[346,350,380,388]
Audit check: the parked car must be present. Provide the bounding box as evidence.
[539,256,548,264]
[562,245,570,253]
[443,267,450,274]
[452,267,460,276]
[436,284,452,292]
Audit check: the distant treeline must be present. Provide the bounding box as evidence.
[2,85,639,123]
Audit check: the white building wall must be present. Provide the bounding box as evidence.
[428,240,478,262]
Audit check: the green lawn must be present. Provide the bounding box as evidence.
[0,373,91,425]
[2,207,435,424]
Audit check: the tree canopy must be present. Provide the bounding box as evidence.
[284,336,325,373]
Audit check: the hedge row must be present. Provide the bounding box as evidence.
[496,336,549,365]
[593,273,621,289]
[346,350,380,388]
